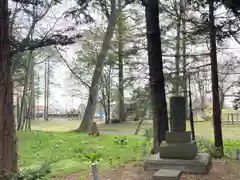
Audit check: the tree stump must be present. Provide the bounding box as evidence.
[88,122,100,136]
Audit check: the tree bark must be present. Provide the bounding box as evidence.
[0,0,18,174]
[26,61,34,130]
[219,90,224,116]
[173,0,182,95]
[37,68,40,119]
[106,68,111,124]
[44,57,49,120]
[145,0,169,152]
[16,95,20,125]
[17,51,33,130]
[117,0,125,123]
[77,0,117,132]
[181,0,188,119]
[208,0,224,156]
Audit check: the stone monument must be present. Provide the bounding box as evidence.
[144,96,212,174]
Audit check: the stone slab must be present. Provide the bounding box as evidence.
[144,153,212,174]
[152,169,182,180]
[165,131,192,143]
[170,96,186,132]
[159,140,197,159]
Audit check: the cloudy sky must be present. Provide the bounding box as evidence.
[36,0,83,111]
[35,1,240,111]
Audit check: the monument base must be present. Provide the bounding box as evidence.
[144,153,212,174]
[165,131,192,143]
[159,140,197,159]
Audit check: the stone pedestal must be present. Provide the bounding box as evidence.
[159,97,197,160]
[160,140,197,160]
[144,153,212,174]
[165,131,191,143]
[144,96,212,175]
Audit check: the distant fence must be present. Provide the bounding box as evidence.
[224,113,240,125]
[36,113,79,118]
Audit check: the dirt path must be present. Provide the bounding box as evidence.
[100,131,240,139]
[57,160,240,180]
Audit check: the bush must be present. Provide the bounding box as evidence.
[3,163,51,180]
[197,137,240,159]
[197,137,223,158]
[114,136,128,145]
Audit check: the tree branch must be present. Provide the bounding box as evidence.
[55,47,91,90]
[10,34,81,56]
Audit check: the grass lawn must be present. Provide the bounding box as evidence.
[18,131,240,178]
[18,131,147,177]
[18,110,240,178]
[31,118,240,138]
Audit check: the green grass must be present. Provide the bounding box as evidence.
[31,119,81,131]
[30,118,240,138]
[186,121,240,138]
[18,130,240,178]
[18,131,147,177]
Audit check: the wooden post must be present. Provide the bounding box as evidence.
[91,163,99,180]
[142,143,146,157]
[237,149,240,160]
[231,113,234,125]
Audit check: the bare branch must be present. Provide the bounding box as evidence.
[55,47,91,90]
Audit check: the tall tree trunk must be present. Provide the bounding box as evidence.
[31,66,35,120]
[77,0,117,132]
[208,0,224,156]
[17,51,33,130]
[44,57,49,120]
[145,0,169,153]
[107,66,112,124]
[100,88,108,123]
[107,90,111,123]
[26,62,34,130]
[196,70,206,113]
[46,57,50,118]
[23,96,28,131]
[16,94,20,125]
[173,0,182,95]
[181,0,188,119]
[37,68,40,119]
[219,90,224,116]
[0,0,18,174]
[107,71,111,124]
[117,0,125,123]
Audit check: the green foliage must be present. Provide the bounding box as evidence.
[83,149,103,164]
[197,137,240,159]
[114,136,128,145]
[18,131,145,177]
[128,86,151,119]
[197,137,221,157]
[3,163,51,180]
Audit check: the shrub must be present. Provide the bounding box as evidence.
[197,137,240,159]
[3,163,51,180]
[114,136,128,145]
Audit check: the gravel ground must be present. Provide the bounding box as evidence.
[56,160,240,180]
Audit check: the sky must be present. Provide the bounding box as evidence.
[33,0,240,111]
